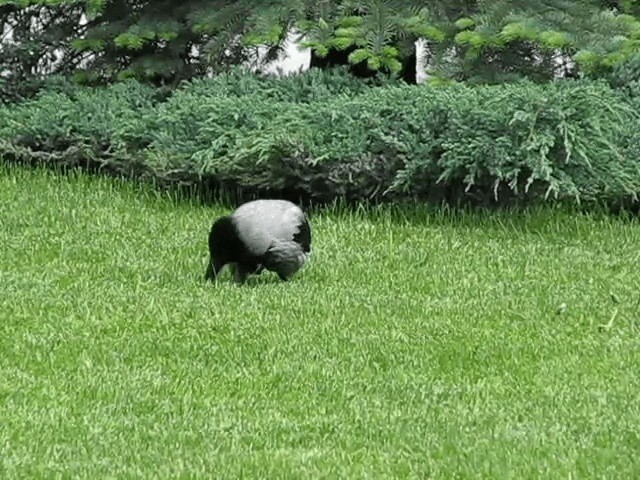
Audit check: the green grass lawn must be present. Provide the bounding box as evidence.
[1,163,639,478]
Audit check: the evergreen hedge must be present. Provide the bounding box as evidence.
[1,68,638,207]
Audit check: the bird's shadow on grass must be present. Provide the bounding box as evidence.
[200,271,297,288]
[242,273,288,288]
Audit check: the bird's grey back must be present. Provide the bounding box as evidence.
[231,199,307,256]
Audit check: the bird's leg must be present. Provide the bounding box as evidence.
[205,257,226,282]
[204,261,215,281]
[205,257,221,281]
[233,263,250,284]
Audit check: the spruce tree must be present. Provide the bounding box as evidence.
[2,0,639,86]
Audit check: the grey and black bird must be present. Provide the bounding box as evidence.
[204,199,312,284]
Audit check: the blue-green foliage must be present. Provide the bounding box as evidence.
[0,68,638,206]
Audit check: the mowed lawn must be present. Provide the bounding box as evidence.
[1,163,639,478]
